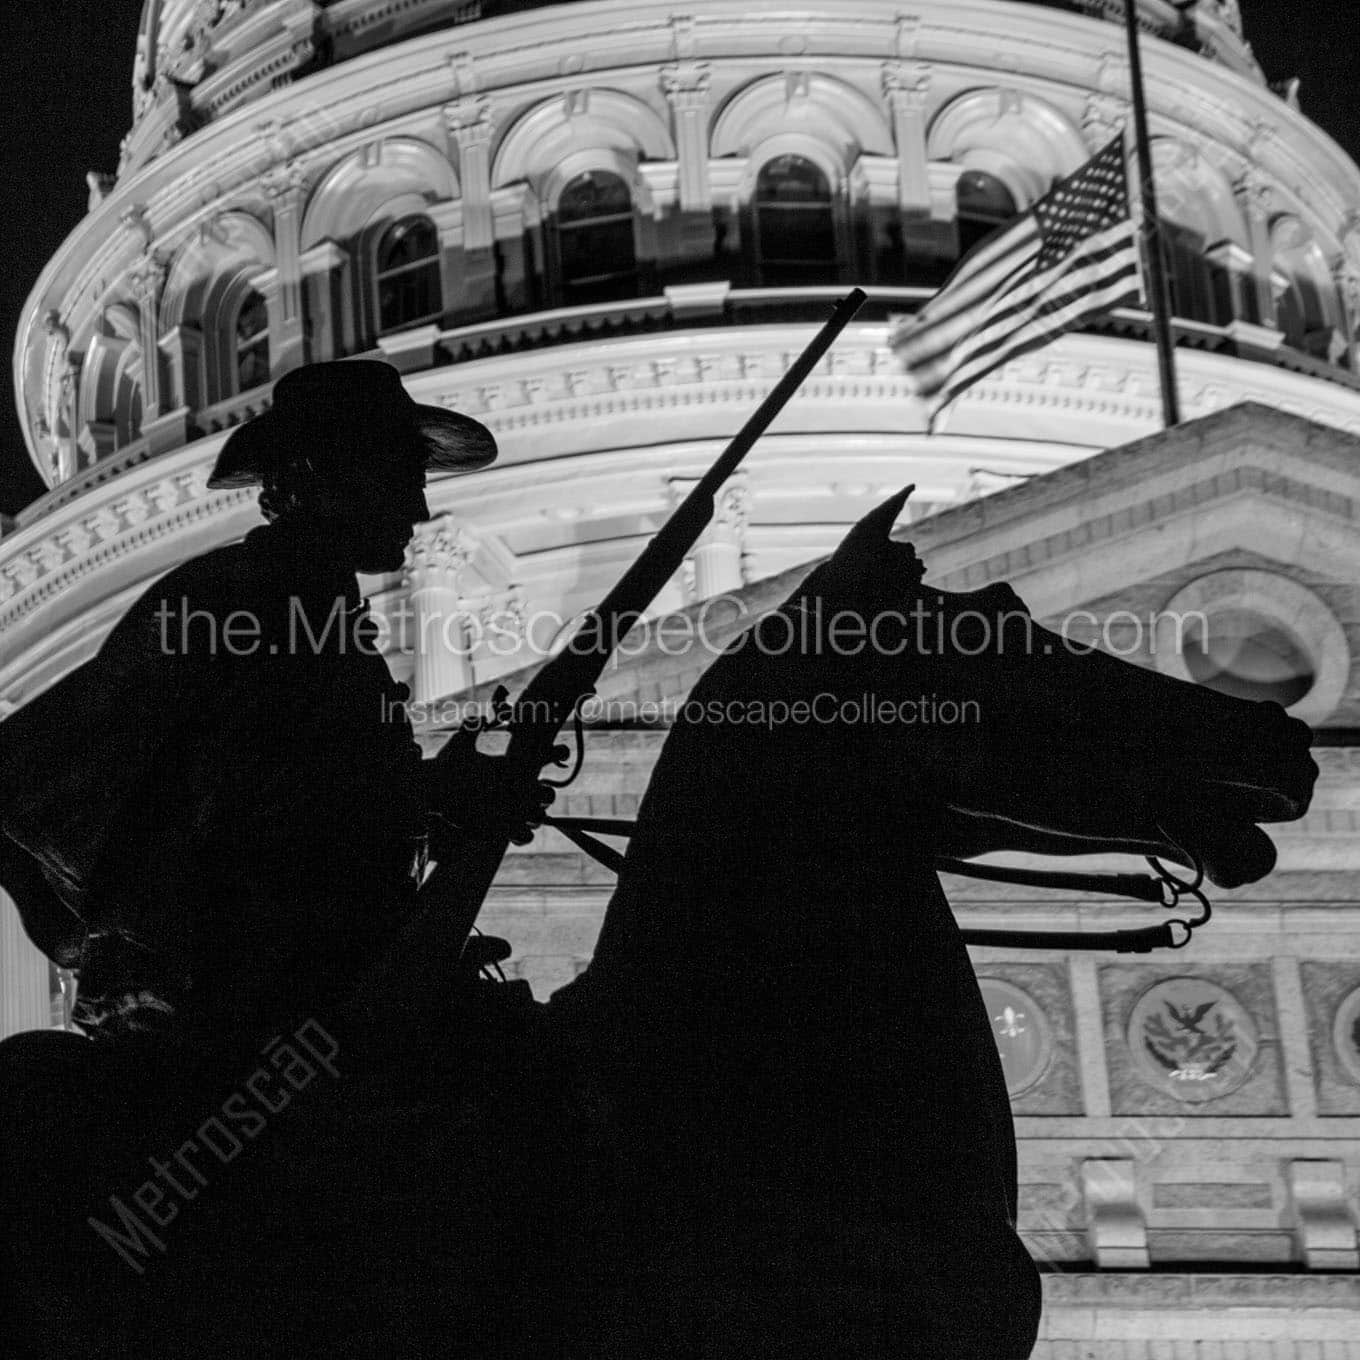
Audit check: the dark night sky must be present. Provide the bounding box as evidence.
[0,0,1356,515]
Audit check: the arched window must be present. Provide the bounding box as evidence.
[1160,220,1233,326]
[1181,609,1316,708]
[752,156,835,285]
[556,171,638,303]
[376,216,443,332]
[233,288,270,391]
[955,171,1015,258]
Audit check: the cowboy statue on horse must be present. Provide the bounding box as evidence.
[0,299,1317,1358]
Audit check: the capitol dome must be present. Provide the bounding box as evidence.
[6,2,1360,1343]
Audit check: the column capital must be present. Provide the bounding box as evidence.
[1234,167,1275,223]
[405,516,478,589]
[478,584,526,634]
[1335,264,1360,316]
[59,357,80,400]
[668,473,750,545]
[881,60,930,109]
[661,62,710,103]
[712,482,751,540]
[261,158,308,205]
[128,251,167,305]
[43,309,71,350]
[1082,92,1127,149]
[444,101,494,147]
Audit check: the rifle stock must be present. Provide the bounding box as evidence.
[420,288,868,954]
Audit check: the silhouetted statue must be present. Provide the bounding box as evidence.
[0,469,1316,1357]
[1,361,514,1047]
[0,363,546,1354]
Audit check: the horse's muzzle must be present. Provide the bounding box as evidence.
[1160,707,1317,888]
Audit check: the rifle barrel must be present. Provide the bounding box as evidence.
[423,287,869,949]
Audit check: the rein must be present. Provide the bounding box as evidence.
[541,815,1212,954]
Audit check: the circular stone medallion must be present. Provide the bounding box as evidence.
[1331,985,1360,1087]
[978,978,1052,1097]
[1128,977,1258,1103]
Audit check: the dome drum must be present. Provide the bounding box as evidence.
[23,0,1360,497]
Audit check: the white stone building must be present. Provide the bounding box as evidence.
[4,0,1360,1349]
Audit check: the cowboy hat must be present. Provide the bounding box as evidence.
[207,360,497,489]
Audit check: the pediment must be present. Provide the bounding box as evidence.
[906,401,1360,620]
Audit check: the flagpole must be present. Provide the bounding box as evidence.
[1124,0,1180,427]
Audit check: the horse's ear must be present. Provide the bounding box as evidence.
[843,485,914,548]
[802,485,923,602]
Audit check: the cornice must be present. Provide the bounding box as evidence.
[1040,1270,1360,1311]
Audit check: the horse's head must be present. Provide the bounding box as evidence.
[767,489,1317,889]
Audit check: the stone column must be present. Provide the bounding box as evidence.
[77,419,118,468]
[882,61,939,272]
[261,161,308,376]
[695,482,750,598]
[1336,264,1360,371]
[1204,241,1254,327]
[131,252,191,453]
[669,475,750,599]
[129,252,167,418]
[1,889,50,1038]
[1235,169,1278,329]
[405,518,477,704]
[58,358,81,478]
[160,322,203,413]
[445,103,497,322]
[882,62,932,218]
[299,240,352,361]
[425,196,468,335]
[491,185,533,311]
[661,31,713,273]
[662,68,711,213]
[43,312,79,479]
[475,586,528,677]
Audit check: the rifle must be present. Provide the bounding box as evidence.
[421,288,868,961]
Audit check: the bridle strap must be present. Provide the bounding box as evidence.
[934,857,1169,904]
[956,922,1189,953]
[545,816,628,875]
[542,816,1209,953]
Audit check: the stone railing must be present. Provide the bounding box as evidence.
[195,381,275,436]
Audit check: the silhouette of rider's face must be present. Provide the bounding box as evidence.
[303,430,433,574]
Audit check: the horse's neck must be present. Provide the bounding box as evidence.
[593,716,951,981]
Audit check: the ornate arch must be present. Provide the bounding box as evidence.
[157,210,275,407]
[926,88,1088,206]
[492,89,675,192]
[739,134,845,199]
[301,137,460,251]
[711,73,893,165]
[540,147,655,217]
[1150,138,1247,248]
[161,210,275,330]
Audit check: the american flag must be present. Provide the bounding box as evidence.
[891,137,1138,418]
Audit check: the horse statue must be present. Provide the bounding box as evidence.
[0,491,1315,1359]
